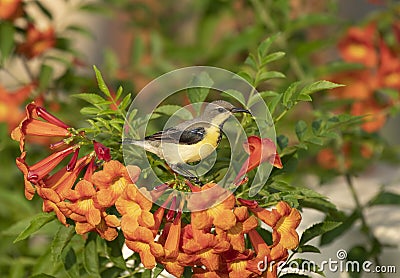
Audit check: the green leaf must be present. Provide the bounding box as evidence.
[295,120,307,141]
[258,71,285,83]
[62,247,79,278]
[66,25,94,39]
[311,119,322,135]
[106,237,127,270]
[187,71,214,106]
[268,94,282,115]
[320,210,360,246]
[222,89,246,106]
[368,191,400,206]
[93,65,111,97]
[141,269,151,278]
[257,35,278,61]
[153,264,164,277]
[237,71,253,85]
[14,213,56,243]
[33,0,53,19]
[115,86,123,100]
[130,36,144,65]
[118,93,131,111]
[154,104,193,120]
[83,234,100,277]
[39,64,54,91]
[261,51,285,66]
[80,107,100,115]
[297,245,321,253]
[296,93,312,102]
[31,274,56,278]
[277,134,289,150]
[300,221,341,245]
[0,22,15,62]
[282,81,300,108]
[51,225,75,263]
[304,137,324,146]
[73,93,106,106]
[300,80,344,95]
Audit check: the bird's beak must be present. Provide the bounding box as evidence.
[231,107,251,114]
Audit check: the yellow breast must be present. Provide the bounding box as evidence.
[161,126,221,164]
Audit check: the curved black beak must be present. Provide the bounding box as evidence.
[231,107,251,114]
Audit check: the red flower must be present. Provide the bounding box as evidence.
[11,102,71,152]
[93,140,111,161]
[234,136,282,185]
[0,0,23,21]
[338,23,377,67]
[17,23,56,59]
[0,84,35,132]
[378,40,400,90]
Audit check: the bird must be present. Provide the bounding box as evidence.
[123,100,251,179]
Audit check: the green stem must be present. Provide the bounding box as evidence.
[345,174,384,278]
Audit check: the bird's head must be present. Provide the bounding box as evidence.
[202,100,251,126]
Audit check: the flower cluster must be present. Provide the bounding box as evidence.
[12,103,302,277]
[328,23,400,132]
[10,102,128,240]
[117,181,301,278]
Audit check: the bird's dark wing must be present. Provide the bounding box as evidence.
[145,127,205,145]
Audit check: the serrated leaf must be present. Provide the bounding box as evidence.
[39,64,53,91]
[261,51,285,66]
[93,65,111,97]
[295,120,307,141]
[296,93,312,102]
[282,82,300,108]
[14,213,56,243]
[0,22,15,62]
[118,93,131,111]
[80,107,100,115]
[300,221,341,245]
[300,80,344,95]
[258,71,285,83]
[51,225,75,263]
[257,35,278,61]
[320,210,360,246]
[83,234,100,277]
[73,93,106,106]
[297,245,321,253]
[368,191,400,206]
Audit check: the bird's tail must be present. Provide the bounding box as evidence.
[122,138,161,157]
[122,138,146,147]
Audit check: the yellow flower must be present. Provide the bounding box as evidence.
[188,183,236,231]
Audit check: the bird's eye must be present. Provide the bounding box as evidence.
[217,107,224,113]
